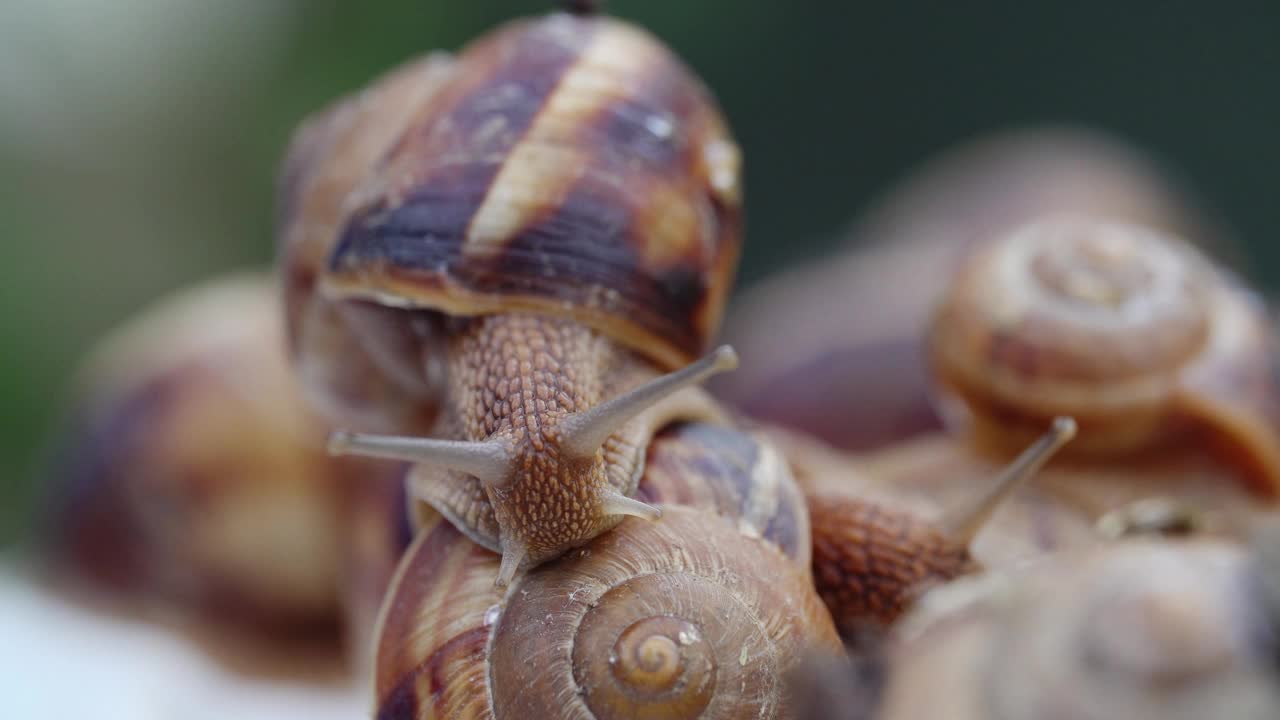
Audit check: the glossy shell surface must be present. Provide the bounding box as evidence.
[283,12,741,372]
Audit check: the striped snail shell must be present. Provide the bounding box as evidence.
[278,6,745,584]
[370,422,840,719]
[928,215,1280,496]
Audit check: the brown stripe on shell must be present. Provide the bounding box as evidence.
[326,15,597,283]
[638,422,810,567]
[373,514,502,719]
[483,18,740,365]
[323,15,740,369]
[461,20,667,260]
[278,53,456,354]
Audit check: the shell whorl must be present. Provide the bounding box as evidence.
[929,215,1280,487]
[488,507,838,719]
[319,12,741,370]
[930,216,1210,447]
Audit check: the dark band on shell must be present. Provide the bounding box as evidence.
[321,13,741,369]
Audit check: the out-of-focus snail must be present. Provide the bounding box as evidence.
[786,416,1082,635]
[929,215,1280,496]
[766,215,1279,623]
[278,1,744,585]
[868,525,1280,720]
[715,128,1236,452]
[42,273,376,652]
[371,421,842,719]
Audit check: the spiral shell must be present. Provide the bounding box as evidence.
[371,423,839,719]
[929,215,1280,495]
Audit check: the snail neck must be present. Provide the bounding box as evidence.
[444,312,650,567]
[445,312,633,444]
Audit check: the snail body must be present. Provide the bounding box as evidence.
[372,421,840,720]
[278,8,744,583]
[775,417,1082,635]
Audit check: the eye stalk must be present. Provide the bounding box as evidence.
[559,345,738,459]
[328,431,516,487]
[327,346,738,488]
[939,416,1077,544]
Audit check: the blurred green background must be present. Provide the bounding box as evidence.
[1,1,1277,544]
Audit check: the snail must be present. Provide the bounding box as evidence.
[41,273,378,656]
[762,215,1280,625]
[278,1,744,585]
[714,127,1236,452]
[371,420,842,719]
[785,416,1085,635]
[929,215,1280,496]
[865,523,1280,720]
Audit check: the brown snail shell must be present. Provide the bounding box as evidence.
[370,422,839,719]
[279,8,746,581]
[43,273,375,647]
[309,12,741,370]
[929,215,1280,496]
[876,533,1280,720]
[715,127,1234,452]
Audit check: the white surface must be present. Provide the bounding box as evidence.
[0,568,363,720]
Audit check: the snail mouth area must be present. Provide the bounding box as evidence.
[486,451,611,563]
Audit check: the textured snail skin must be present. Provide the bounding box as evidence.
[929,216,1280,496]
[278,9,744,575]
[371,424,840,720]
[807,496,975,634]
[876,539,1280,720]
[714,128,1231,453]
[43,274,384,646]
